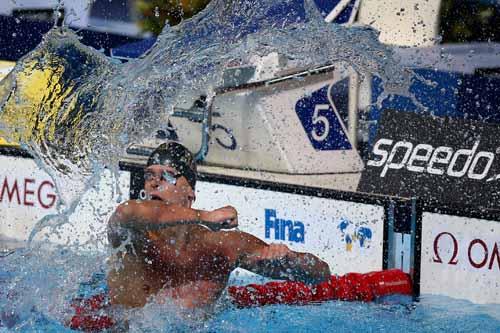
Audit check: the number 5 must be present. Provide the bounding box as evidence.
[311,104,330,142]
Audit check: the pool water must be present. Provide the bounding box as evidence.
[1,248,499,333]
[0,0,499,332]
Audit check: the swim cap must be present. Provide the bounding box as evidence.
[146,142,197,189]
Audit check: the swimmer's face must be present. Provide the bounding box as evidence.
[144,165,195,207]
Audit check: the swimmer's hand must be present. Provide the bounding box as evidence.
[245,244,331,285]
[201,206,238,230]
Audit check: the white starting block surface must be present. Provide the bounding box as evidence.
[170,65,364,175]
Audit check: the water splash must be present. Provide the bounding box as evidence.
[0,0,413,208]
[0,0,423,329]
[0,246,106,331]
[0,28,115,208]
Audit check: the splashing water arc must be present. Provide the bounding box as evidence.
[0,0,412,196]
[0,0,411,225]
[3,1,500,332]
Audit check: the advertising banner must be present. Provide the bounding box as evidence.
[358,109,500,209]
[420,212,500,304]
[0,155,58,243]
[0,154,129,249]
[195,181,385,275]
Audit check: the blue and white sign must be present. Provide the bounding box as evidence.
[295,81,352,151]
[195,181,384,275]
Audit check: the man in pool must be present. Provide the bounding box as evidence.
[107,141,331,310]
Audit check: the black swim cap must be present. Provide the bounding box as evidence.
[146,142,197,189]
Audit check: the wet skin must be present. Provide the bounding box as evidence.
[107,165,331,310]
[108,225,252,309]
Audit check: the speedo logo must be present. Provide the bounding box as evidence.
[367,139,497,180]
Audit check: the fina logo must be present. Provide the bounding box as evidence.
[264,209,305,243]
[338,218,372,251]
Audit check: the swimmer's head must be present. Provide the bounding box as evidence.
[143,142,197,206]
[146,141,197,189]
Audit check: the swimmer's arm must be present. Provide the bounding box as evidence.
[107,201,235,248]
[220,232,331,285]
[109,200,237,231]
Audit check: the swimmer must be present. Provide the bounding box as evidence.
[107,142,331,310]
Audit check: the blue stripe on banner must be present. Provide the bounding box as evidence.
[314,0,356,23]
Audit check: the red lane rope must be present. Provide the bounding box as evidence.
[69,294,114,332]
[69,269,412,331]
[228,269,413,307]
